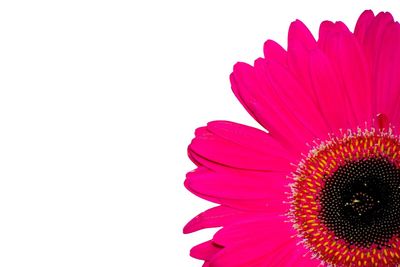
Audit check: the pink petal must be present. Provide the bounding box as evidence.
[209,217,320,267]
[360,12,394,118]
[307,47,352,131]
[318,21,372,129]
[206,121,293,160]
[374,22,400,124]
[257,57,329,138]
[288,20,317,50]
[188,120,294,172]
[231,62,315,154]
[353,11,400,127]
[354,10,375,45]
[362,11,394,70]
[184,205,272,234]
[190,240,223,261]
[184,168,289,212]
[263,40,287,67]
[288,40,320,114]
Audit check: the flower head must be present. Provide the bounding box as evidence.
[184,10,400,267]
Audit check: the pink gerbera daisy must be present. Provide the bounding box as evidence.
[184,10,400,267]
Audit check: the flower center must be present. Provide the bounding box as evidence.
[290,128,400,266]
[320,158,400,248]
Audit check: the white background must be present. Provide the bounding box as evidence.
[0,1,399,266]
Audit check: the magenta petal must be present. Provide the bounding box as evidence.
[362,12,394,69]
[288,20,317,50]
[185,169,287,199]
[209,217,320,267]
[190,240,223,261]
[307,48,352,131]
[263,40,287,67]
[184,205,243,234]
[287,19,317,84]
[318,21,372,129]
[354,10,375,45]
[206,121,293,160]
[286,40,319,110]
[211,217,296,248]
[188,120,294,172]
[184,205,271,234]
[184,168,289,211]
[231,62,314,153]
[354,11,400,127]
[374,22,400,124]
[258,58,329,138]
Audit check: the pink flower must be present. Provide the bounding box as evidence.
[184,10,400,267]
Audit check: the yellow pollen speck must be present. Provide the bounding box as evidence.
[315,172,323,178]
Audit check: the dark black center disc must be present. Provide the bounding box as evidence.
[319,157,400,248]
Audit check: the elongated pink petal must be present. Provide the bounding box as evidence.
[287,20,320,109]
[190,240,223,261]
[210,238,319,267]
[288,19,317,50]
[257,58,329,137]
[263,40,287,67]
[354,10,375,45]
[360,12,394,119]
[209,217,320,267]
[230,62,313,153]
[362,12,394,70]
[185,168,289,211]
[184,205,274,234]
[184,205,243,234]
[374,22,400,125]
[318,21,372,129]
[308,47,352,131]
[206,121,293,160]
[188,120,294,172]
